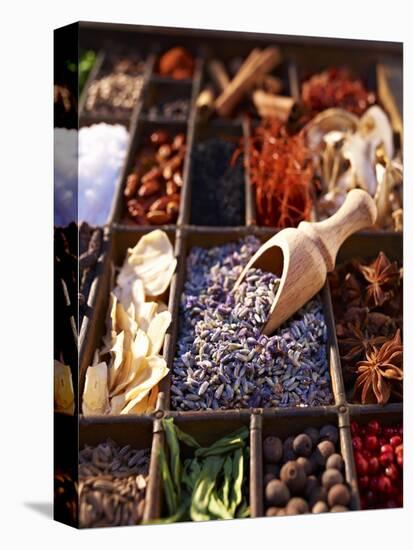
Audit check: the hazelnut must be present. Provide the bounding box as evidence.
[277,509,286,516]
[293,434,313,457]
[320,424,339,445]
[321,468,344,490]
[280,461,306,495]
[263,436,283,464]
[312,501,328,514]
[285,497,309,515]
[327,484,351,507]
[265,479,290,507]
[326,453,344,471]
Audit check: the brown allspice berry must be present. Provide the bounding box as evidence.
[315,440,336,466]
[312,501,329,514]
[327,484,351,507]
[280,461,306,495]
[293,434,313,457]
[296,456,312,475]
[326,453,344,471]
[265,507,280,517]
[265,479,290,507]
[263,436,283,463]
[283,436,296,462]
[322,468,344,490]
[320,424,339,445]
[330,505,349,512]
[304,427,320,446]
[286,497,309,515]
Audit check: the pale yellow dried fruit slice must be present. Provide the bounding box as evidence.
[82,362,109,415]
[54,360,75,415]
[137,302,158,332]
[110,349,133,397]
[109,331,125,390]
[144,258,177,297]
[124,355,169,404]
[128,229,173,264]
[110,393,127,415]
[116,301,137,336]
[146,386,159,413]
[131,279,145,319]
[122,394,150,415]
[133,329,150,358]
[147,311,172,355]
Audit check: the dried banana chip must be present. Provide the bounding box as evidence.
[82,362,109,415]
[54,360,75,415]
[147,311,172,355]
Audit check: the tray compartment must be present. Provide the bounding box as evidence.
[328,233,403,407]
[162,227,344,411]
[187,120,246,227]
[79,415,155,526]
[109,118,190,228]
[260,408,360,514]
[147,410,257,522]
[79,227,177,401]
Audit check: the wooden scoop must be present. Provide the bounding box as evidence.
[235,189,377,335]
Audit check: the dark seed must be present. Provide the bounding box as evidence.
[320,424,339,445]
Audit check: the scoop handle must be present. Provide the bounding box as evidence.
[299,189,377,272]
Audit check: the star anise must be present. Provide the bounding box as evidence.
[339,322,387,361]
[359,252,400,307]
[354,329,403,405]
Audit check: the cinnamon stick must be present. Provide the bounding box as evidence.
[215,47,282,117]
[208,60,230,92]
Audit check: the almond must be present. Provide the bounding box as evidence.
[166,200,180,219]
[147,210,170,225]
[141,167,161,184]
[124,173,139,198]
[150,196,170,212]
[138,180,161,197]
[166,180,178,195]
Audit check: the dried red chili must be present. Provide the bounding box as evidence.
[301,67,375,116]
[246,118,315,228]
